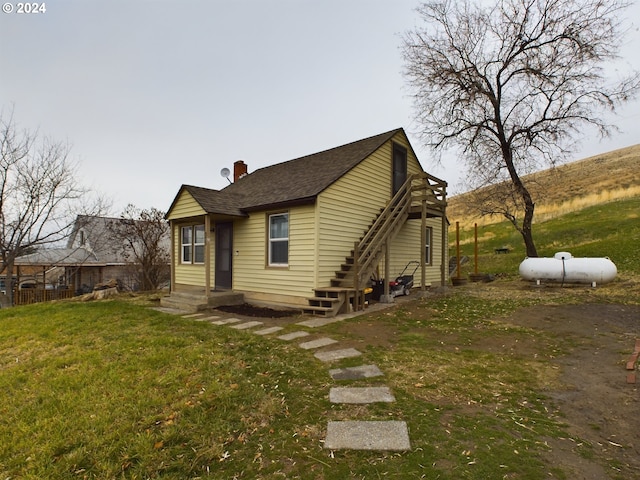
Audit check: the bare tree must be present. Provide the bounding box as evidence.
[0,109,107,305]
[108,205,170,291]
[402,0,640,256]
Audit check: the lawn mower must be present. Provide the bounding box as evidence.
[389,261,420,297]
[370,261,421,300]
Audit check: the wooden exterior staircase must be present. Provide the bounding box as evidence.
[303,173,447,317]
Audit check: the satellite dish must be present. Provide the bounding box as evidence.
[220,167,231,183]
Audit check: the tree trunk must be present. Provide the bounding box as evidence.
[501,144,539,257]
[5,257,14,306]
[521,201,538,257]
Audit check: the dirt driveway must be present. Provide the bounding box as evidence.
[501,303,640,479]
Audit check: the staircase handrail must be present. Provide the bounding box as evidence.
[353,175,414,285]
[353,172,447,287]
[410,171,447,207]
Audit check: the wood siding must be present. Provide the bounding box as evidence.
[166,191,206,221]
[171,220,207,287]
[167,130,447,298]
[233,204,317,299]
[380,218,446,286]
[316,132,430,287]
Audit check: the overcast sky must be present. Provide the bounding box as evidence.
[2,0,639,213]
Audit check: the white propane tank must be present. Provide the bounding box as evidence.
[519,252,617,286]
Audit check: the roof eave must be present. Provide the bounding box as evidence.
[242,196,317,212]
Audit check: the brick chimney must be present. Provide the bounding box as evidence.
[233,160,248,182]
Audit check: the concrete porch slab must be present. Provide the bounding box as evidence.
[324,421,410,451]
[329,364,384,380]
[329,386,395,404]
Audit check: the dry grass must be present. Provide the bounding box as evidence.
[448,144,640,227]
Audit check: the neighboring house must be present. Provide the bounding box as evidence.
[14,215,170,295]
[163,128,448,316]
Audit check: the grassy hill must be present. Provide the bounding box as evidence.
[451,196,640,277]
[447,144,640,227]
[446,144,640,279]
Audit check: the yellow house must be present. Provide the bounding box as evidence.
[163,128,447,316]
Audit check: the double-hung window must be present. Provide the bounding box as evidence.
[425,226,433,266]
[268,213,289,266]
[181,225,205,264]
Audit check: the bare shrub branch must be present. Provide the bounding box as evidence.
[0,108,108,303]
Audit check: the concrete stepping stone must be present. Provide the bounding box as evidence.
[299,337,338,350]
[231,320,264,330]
[277,331,310,341]
[324,421,410,451]
[182,313,204,319]
[329,364,384,380]
[211,317,242,326]
[297,317,344,328]
[194,315,220,322]
[329,386,395,404]
[253,326,284,336]
[314,348,362,362]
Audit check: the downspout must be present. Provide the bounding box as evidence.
[421,188,426,293]
[169,220,176,293]
[205,215,211,297]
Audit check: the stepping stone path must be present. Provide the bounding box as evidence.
[329,364,384,380]
[253,326,284,336]
[299,337,338,350]
[314,348,362,362]
[231,320,263,330]
[324,421,411,451]
[182,309,411,452]
[277,331,310,341]
[211,317,242,326]
[329,386,395,404]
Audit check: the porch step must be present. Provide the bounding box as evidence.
[302,305,337,316]
[310,190,414,314]
[330,278,353,288]
[160,291,244,313]
[160,292,208,313]
[307,296,341,307]
[304,287,356,317]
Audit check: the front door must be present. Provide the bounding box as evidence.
[215,222,233,290]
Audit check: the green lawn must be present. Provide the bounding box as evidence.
[452,197,640,278]
[1,197,638,479]
[0,293,598,479]
[0,301,330,479]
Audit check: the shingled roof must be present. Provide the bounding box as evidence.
[171,128,409,217]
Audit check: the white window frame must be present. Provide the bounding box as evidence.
[181,226,192,264]
[268,212,289,267]
[193,224,205,264]
[425,226,433,266]
[181,224,205,264]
